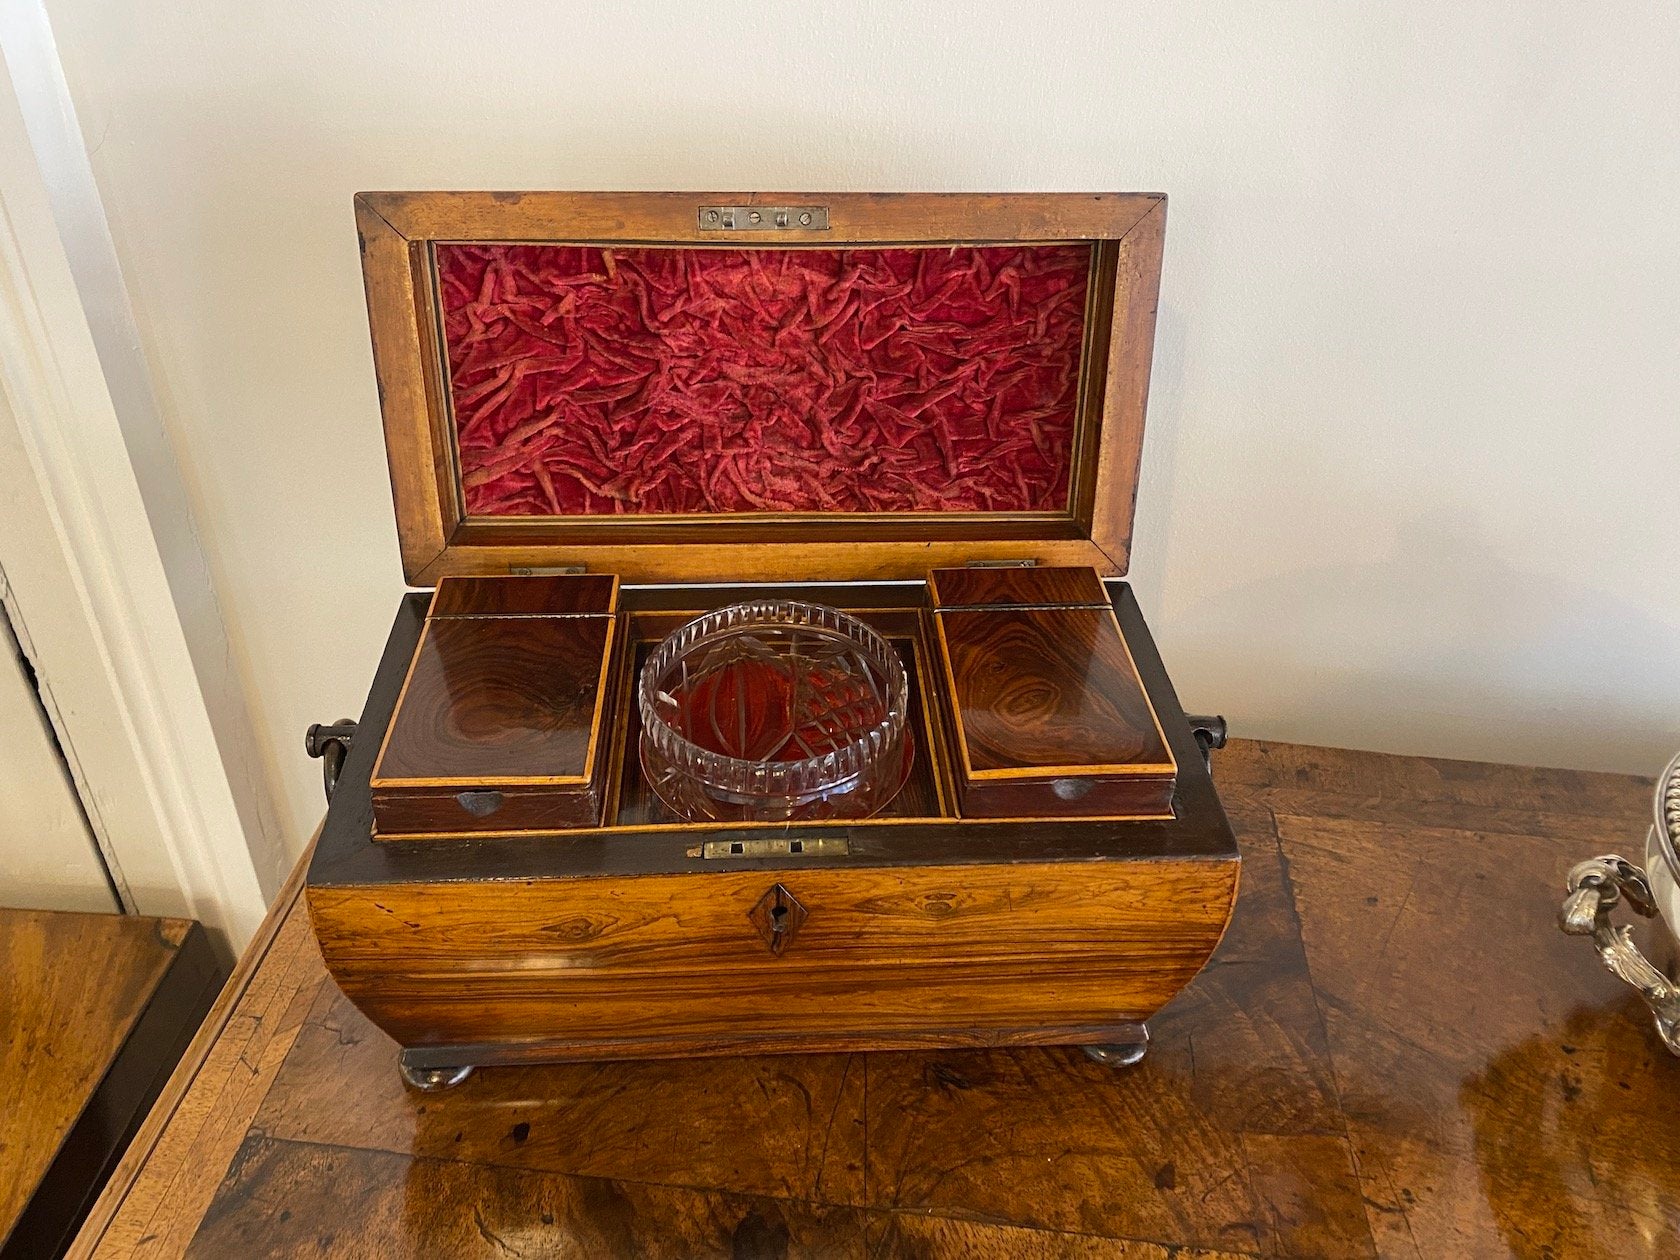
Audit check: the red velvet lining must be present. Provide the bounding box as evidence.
[437,242,1089,517]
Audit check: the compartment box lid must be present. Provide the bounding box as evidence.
[928,565,1177,819]
[368,574,621,837]
[356,192,1167,585]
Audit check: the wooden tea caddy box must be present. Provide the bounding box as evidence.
[305,191,1239,1089]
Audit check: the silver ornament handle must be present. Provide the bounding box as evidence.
[1560,853,1680,1055]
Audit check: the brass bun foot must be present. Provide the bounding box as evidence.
[1083,1022,1149,1067]
[398,1053,474,1091]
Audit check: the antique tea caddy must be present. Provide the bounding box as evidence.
[304,192,1239,1089]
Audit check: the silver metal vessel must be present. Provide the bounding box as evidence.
[1560,749,1680,1053]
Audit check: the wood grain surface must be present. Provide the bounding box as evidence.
[927,564,1111,609]
[307,857,1237,1060]
[932,592,1176,819]
[428,573,618,617]
[74,738,1680,1258]
[935,607,1171,776]
[372,617,614,784]
[1,909,218,1259]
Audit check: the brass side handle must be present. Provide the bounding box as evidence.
[1560,854,1680,1055]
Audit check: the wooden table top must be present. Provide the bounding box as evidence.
[71,740,1680,1258]
[1,908,217,1258]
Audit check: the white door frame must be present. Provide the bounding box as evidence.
[0,47,265,951]
[0,592,118,914]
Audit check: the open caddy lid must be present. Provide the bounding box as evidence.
[355,191,1167,585]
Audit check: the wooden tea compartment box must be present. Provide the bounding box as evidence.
[306,190,1241,1080]
[928,565,1176,819]
[368,574,622,838]
[308,579,1237,1074]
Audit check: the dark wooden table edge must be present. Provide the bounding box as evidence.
[8,920,221,1260]
[3,919,222,1260]
[66,838,318,1258]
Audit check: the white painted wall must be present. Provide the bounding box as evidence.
[36,1,1680,856]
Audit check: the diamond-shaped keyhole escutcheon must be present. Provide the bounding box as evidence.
[749,883,807,956]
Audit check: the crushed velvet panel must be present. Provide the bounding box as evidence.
[437,242,1090,517]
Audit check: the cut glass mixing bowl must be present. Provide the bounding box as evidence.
[638,600,913,823]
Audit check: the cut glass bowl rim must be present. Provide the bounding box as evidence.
[637,599,911,797]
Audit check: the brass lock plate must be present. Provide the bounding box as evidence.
[696,836,850,860]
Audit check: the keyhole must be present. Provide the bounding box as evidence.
[752,883,803,955]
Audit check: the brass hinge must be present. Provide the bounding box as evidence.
[965,559,1039,568]
[510,564,587,576]
[698,204,829,231]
